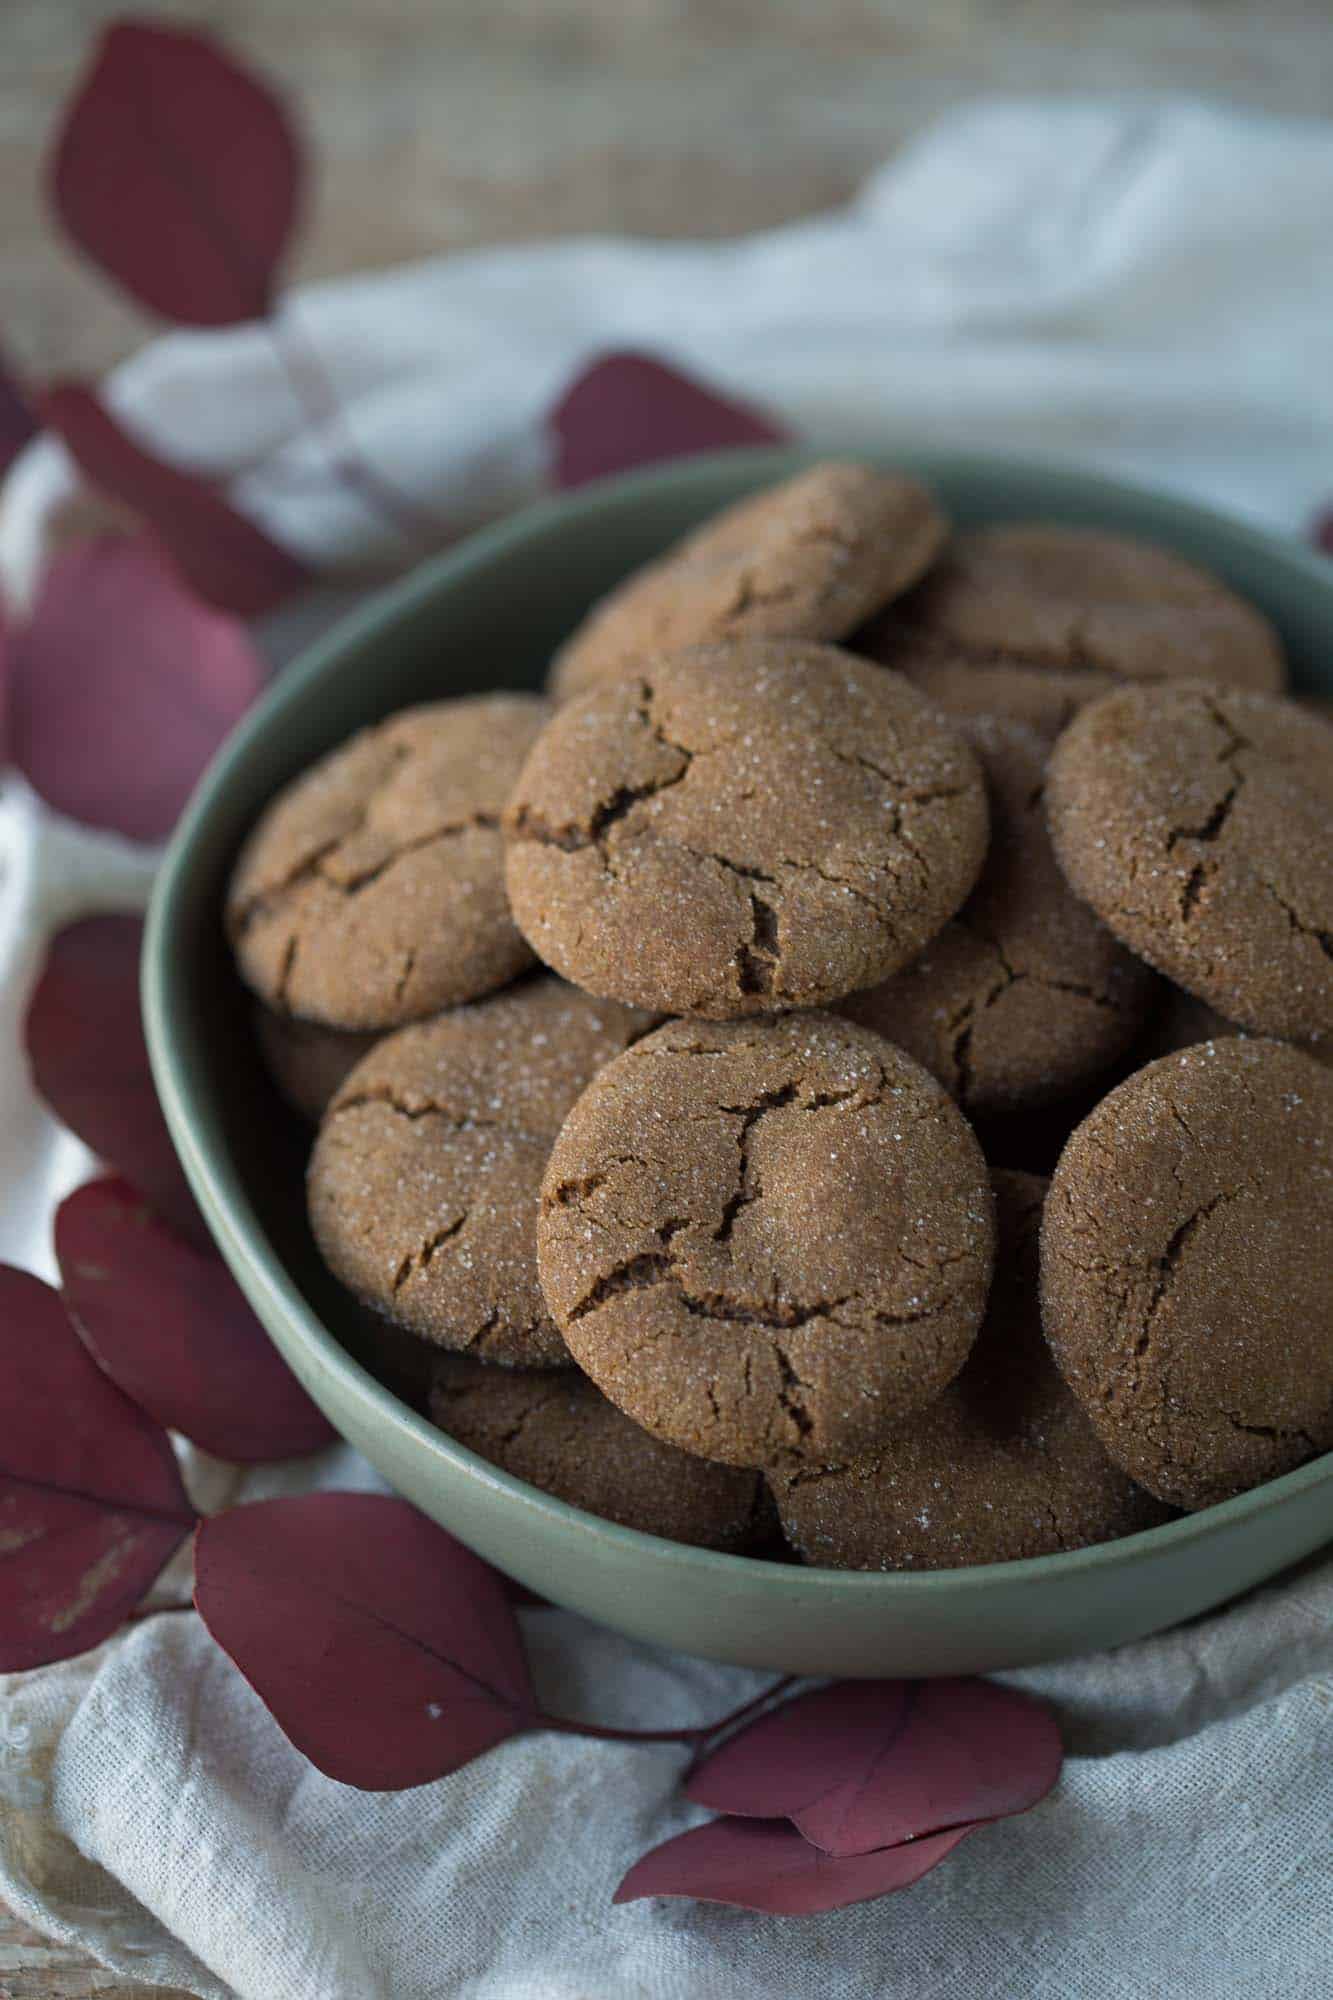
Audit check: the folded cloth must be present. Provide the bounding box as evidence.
[2,97,1331,2000]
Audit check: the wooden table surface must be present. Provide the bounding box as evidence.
[3,2,1331,1993]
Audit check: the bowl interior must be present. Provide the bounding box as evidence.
[146,447,1333,1670]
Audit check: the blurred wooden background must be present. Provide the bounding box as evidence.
[4,0,1333,381]
[2,2,1331,1995]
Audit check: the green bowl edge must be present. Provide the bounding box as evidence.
[142,443,1333,1603]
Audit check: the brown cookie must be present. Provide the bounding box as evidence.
[228,695,549,1030]
[537,1014,995,1468]
[769,1172,1171,1569]
[867,646,1116,741]
[308,978,655,1367]
[1041,1039,1333,1509]
[429,1355,768,1550]
[505,642,989,1018]
[548,461,946,701]
[890,523,1285,692]
[1046,682,1333,1047]
[252,1005,380,1122]
[839,716,1157,1115]
[1138,984,1332,1070]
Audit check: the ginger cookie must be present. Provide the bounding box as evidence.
[1046,682,1333,1047]
[429,1355,768,1550]
[839,716,1157,1115]
[769,1172,1171,1569]
[252,1005,380,1123]
[505,641,989,1019]
[888,523,1285,693]
[548,461,946,701]
[537,1014,995,1468]
[228,694,549,1030]
[1041,1039,1333,1509]
[308,978,655,1367]
[867,646,1116,741]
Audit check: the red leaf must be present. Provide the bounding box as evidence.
[686,1679,1062,1857]
[0,1265,195,1670]
[49,19,302,327]
[613,1816,977,1915]
[41,386,308,616]
[193,1494,538,1789]
[25,914,200,1239]
[551,351,786,490]
[1313,508,1333,556]
[8,536,265,841]
[0,342,37,475]
[56,1178,336,1462]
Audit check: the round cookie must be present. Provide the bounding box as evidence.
[228,694,549,1030]
[1046,681,1333,1047]
[891,523,1285,692]
[548,461,946,701]
[865,645,1116,741]
[505,642,989,1019]
[1041,1038,1333,1509]
[769,1172,1171,1569]
[252,1005,380,1122]
[1138,984,1332,1070]
[308,978,655,1367]
[840,716,1157,1115]
[537,1013,996,1468]
[429,1355,768,1551]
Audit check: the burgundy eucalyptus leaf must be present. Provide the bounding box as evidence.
[24,914,200,1238]
[8,536,265,841]
[194,1493,538,1789]
[613,1815,977,1915]
[0,342,37,474]
[686,1677,1062,1857]
[0,1264,195,1670]
[551,350,786,490]
[41,385,308,616]
[50,19,303,327]
[56,1178,335,1462]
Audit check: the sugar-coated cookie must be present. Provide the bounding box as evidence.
[308,978,655,1366]
[506,641,988,1018]
[430,1355,769,1550]
[538,1014,995,1467]
[228,695,548,1030]
[769,1172,1171,1568]
[1047,682,1333,1047]
[1041,1039,1333,1508]
[549,460,946,701]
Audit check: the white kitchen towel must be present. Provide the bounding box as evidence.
[2,96,1332,2000]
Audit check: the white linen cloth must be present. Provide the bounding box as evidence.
[1,98,1331,1999]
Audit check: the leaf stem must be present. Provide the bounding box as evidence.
[537,1675,798,1751]
[272,311,455,553]
[125,1600,195,1623]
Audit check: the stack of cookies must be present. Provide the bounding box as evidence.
[226,462,1333,1569]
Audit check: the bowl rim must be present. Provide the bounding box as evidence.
[144,442,1333,1598]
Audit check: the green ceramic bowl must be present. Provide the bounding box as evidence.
[144,448,1333,1677]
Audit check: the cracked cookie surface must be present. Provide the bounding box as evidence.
[504,641,989,1018]
[769,1172,1172,1568]
[548,461,946,702]
[308,978,656,1366]
[840,716,1157,1115]
[429,1355,768,1550]
[1041,1038,1333,1509]
[228,694,549,1030]
[537,1013,996,1468]
[885,523,1285,692]
[1046,681,1333,1046]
